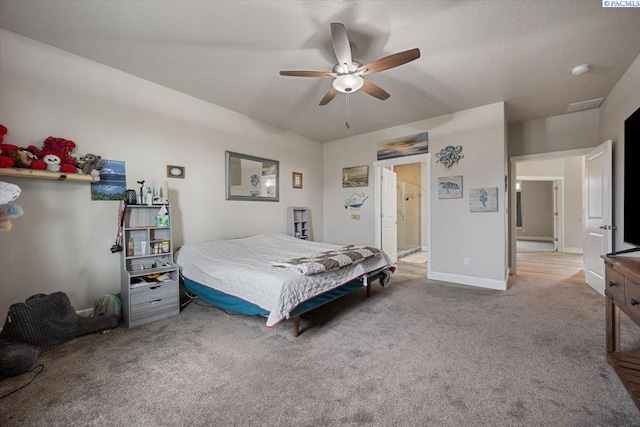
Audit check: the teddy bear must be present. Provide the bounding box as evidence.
[0,124,7,142]
[8,146,46,170]
[28,136,79,171]
[41,150,77,173]
[0,143,18,168]
[78,153,103,176]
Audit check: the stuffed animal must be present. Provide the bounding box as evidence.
[0,202,24,232]
[0,143,18,168]
[28,136,78,170]
[78,153,103,176]
[0,181,22,232]
[0,181,21,205]
[41,150,77,173]
[8,146,46,170]
[0,124,7,143]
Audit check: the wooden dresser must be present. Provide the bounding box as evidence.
[602,254,640,411]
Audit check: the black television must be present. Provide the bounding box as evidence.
[623,107,640,250]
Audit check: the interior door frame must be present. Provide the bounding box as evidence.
[374,154,430,268]
[509,148,591,275]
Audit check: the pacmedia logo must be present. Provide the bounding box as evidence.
[603,0,640,6]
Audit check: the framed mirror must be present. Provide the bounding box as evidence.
[225,151,279,202]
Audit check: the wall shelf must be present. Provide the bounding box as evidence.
[0,167,99,182]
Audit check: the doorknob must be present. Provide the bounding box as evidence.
[599,225,617,230]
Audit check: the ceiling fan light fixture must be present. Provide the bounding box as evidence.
[332,74,364,93]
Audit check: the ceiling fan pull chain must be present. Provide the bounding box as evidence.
[345,94,350,130]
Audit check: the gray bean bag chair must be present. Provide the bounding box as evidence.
[0,292,118,379]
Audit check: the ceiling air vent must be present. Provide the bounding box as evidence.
[567,97,604,113]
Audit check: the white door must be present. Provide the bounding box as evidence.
[553,182,559,252]
[381,167,398,263]
[584,140,613,295]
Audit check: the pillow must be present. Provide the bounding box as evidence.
[0,339,40,380]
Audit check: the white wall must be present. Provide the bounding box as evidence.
[563,156,584,252]
[508,109,600,157]
[0,30,324,317]
[324,102,508,289]
[599,53,640,253]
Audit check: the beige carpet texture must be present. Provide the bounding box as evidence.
[1,262,639,426]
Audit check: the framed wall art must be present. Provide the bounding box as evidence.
[342,166,369,187]
[470,187,498,212]
[377,132,428,161]
[292,172,303,189]
[438,176,463,199]
[167,165,185,179]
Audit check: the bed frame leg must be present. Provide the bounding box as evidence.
[293,315,300,338]
[366,282,371,297]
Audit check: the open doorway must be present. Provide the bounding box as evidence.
[395,163,422,259]
[374,154,430,268]
[515,179,560,252]
[510,151,587,283]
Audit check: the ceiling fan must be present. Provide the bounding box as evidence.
[280,23,421,106]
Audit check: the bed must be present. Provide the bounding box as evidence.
[175,233,394,336]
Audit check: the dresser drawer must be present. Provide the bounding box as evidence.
[625,277,640,323]
[130,295,179,324]
[130,281,178,306]
[605,267,626,305]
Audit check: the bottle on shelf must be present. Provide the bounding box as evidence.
[127,237,134,257]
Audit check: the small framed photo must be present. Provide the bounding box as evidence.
[167,165,185,179]
[292,172,303,189]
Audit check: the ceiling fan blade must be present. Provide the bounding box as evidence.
[331,22,352,68]
[319,87,339,106]
[361,79,390,101]
[358,48,421,75]
[280,70,336,78]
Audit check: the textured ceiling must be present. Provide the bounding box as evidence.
[1,0,639,142]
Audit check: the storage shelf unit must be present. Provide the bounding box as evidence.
[121,204,179,327]
[287,206,311,240]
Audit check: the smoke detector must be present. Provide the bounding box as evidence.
[571,64,590,76]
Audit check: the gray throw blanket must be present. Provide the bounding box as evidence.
[270,245,380,275]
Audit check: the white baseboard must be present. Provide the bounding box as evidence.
[427,270,507,291]
[421,245,429,252]
[563,247,583,254]
[76,308,93,317]
[516,236,554,242]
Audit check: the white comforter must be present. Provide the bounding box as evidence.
[175,233,393,327]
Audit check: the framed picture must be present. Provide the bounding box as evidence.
[377,132,428,161]
[438,176,463,199]
[342,166,369,187]
[470,187,498,212]
[167,165,185,179]
[292,172,303,189]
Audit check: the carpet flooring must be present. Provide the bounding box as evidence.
[1,263,639,426]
